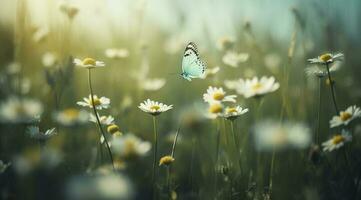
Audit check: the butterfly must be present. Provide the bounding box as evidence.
[181,42,206,81]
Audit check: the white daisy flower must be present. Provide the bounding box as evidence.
[138,99,173,116]
[140,78,166,91]
[53,108,89,126]
[216,36,235,51]
[221,106,249,120]
[73,58,105,69]
[111,133,151,160]
[0,160,11,173]
[253,120,311,151]
[42,52,59,67]
[206,102,224,119]
[307,53,344,65]
[27,126,57,140]
[77,95,110,110]
[89,114,114,125]
[222,51,249,68]
[0,97,43,123]
[105,48,129,59]
[329,105,361,128]
[224,79,240,90]
[322,130,352,152]
[201,66,220,79]
[305,63,340,78]
[236,76,280,98]
[203,86,237,103]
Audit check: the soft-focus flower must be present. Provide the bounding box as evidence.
[105,48,129,59]
[236,76,280,98]
[159,155,175,166]
[111,133,151,160]
[221,106,249,120]
[77,95,110,110]
[74,58,105,69]
[138,99,173,116]
[206,102,224,119]
[217,36,235,51]
[53,108,88,126]
[6,62,21,74]
[224,79,239,90]
[322,130,352,152]
[203,86,236,103]
[0,97,43,123]
[253,120,311,151]
[264,53,281,73]
[33,27,49,43]
[42,52,59,67]
[90,114,114,125]
[27,126,57,140]
[201,66,220,79]
[140,78,166,91]
[329,105,361,128]
[0,160,11,173]
[107,124,122,136]
[307,53,344,65]
[305,62,340,78]
[222,51,249,67]
[66,173,133,200]
[163,34,186,54]
[59,1,79,19]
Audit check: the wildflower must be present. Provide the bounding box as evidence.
[0,97,43,123]
[138,99,173,116]
[42,52,59,67]
[27,126,57,140]
[322,130,352,152]
[222,51,249,67]
[73,58,105,69]
[201,66,220,79]
[77,95,110,110]
[207,102,224,119]
[217,36,235,51]
[224,79,240,90]
[264,53,281,73]
[105,48,129,59]
[140,78,166,91]
[236,76,280,98]
[221,106,249,120]
[107,124,122,136]
[58,1,79,19]
[329,105,361,128]
[305,63,340,78]
[307,53,344,65]
[203,86,237,103]
[0,160,11,173]
[89,114,114,125]
[53,108,88,126]
[253,120,311,151]
[111,133,151,160]
[159,155,175,166]
[32,27,49,43]
[6,62,21,74]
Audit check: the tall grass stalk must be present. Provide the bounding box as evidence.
[167,125,181,196]
[316,78,322,144]
[325,63,339,114]
[152,116,159,200]
[214,119,221,200]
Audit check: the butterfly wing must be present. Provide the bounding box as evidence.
[182,42,206,78]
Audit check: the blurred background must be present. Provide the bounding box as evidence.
[0,0,361,199]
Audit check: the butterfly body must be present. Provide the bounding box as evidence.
[181,42,206,81]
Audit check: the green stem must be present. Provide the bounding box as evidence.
[152,116,158,200]
[214,119,221,200]
[268,149,276,197]
[87,69,115,170]
[230,120,241,171]
[316,78,322,144]
[325,63,339,114]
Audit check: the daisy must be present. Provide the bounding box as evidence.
[73,58,105,69]
[77,95,110,110]
[206,102,224,119]
[89,114,114,125]
[27,126,57,140]
[329,105,361,128]
[159,155,175,166]
[201,66,220,79]
[111,133,151,160]
[106,124,122,136]
[222,51,249,67]
[224,79,239,90]
[140,78,166,91]
[42,52,59,67]
[322,130,352,152]
[307,53,344,65]
[0,97,43,123]
[138,99,173,116]
[236,76,280,98]
[221,106,249,120]
[105,48,129,59]
[203,86,237,103]
[53,108,88,126]
[305,63,340,78]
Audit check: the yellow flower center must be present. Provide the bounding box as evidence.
[320,54,332,62]
[332,135,345,145]
[150,105,160,111]
[82,58,96,66]
[209,104,223,114]
[91,97,101,106]
[107,124,120,134]
[340,111,352,121]
[226,107,237,114]
[63,108,79,119]
[124,140,136,157]
[213,92,225,101]
[159,155,175,166]
[252,82,263,91]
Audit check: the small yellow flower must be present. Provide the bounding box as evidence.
[159,155,175,166]
[209,103,223,114]
[107,124,122,135]
[330,105,361,128]
[73,58,105,69]
[322,130,352,152]
[307,53,344,65]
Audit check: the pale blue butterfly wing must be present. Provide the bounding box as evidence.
[181,42,206,81]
